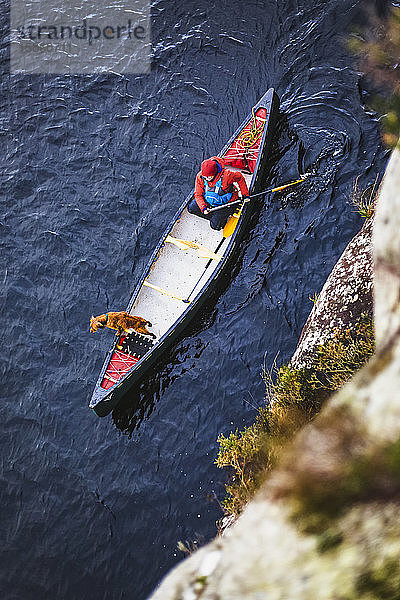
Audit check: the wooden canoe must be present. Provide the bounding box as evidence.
[90,88,280,416]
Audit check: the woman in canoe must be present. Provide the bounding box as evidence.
[188,156,249,230]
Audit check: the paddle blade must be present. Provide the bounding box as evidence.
[223,214,240,238]
[270,177,306,193]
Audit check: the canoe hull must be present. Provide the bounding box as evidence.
[90,89,280,416]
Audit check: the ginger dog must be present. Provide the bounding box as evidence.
[90,311,156,339]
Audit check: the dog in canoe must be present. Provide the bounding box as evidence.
[90,311,156,339]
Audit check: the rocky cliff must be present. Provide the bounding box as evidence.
[149,145,400,600]
[291,216,374,369]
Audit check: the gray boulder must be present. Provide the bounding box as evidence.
[291,216,373,369]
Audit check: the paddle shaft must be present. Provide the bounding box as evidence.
[207,176,307,213]
[184,186,260,302]
[183,176,308,302]
[183,236,226,303]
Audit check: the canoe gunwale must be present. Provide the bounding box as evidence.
[89,88,280,415]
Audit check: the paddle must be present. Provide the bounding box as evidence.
[222,208,243,238]
[207,175,309,213]
[183,227,232,303]
[183,174,309,303]
[221,174,310,238]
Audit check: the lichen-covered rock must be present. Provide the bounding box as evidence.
[151,500,400,600]
[291,216,374,369]
[373,146,400,352]
[148,146,400,600]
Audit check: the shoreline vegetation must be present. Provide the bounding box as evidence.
[216,313,375,518]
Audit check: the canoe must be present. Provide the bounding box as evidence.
[90,88,280,416]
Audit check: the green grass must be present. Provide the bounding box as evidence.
[271,316,374,414]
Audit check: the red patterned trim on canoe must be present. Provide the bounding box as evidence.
[101,350,139,390]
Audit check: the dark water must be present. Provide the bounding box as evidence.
[1,0,389,598]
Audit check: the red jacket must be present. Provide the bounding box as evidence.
[194,156,249,212]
